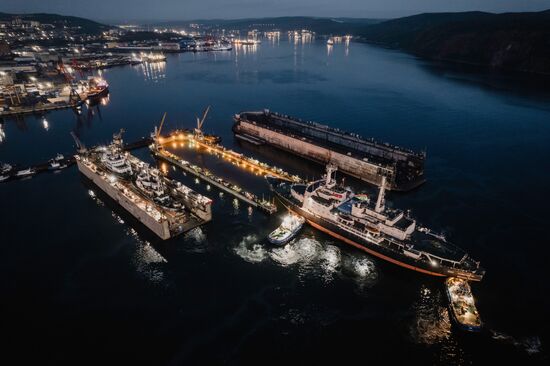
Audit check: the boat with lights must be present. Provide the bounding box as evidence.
[267,164,484,281]
[446,277,482,331]
[268,213,305,245]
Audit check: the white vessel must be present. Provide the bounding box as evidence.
[268,213,305,245]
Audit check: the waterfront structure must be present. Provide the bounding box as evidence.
[234,110,426,191]
[76,131,212,239]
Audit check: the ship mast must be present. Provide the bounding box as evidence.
[375,176,386,213]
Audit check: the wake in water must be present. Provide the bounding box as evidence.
[233,234,268,263]
[233,234,378,285]
[182,227,208,253]
[490,331,543,356]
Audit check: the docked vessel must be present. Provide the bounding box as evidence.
[48,154,67,170]
[1,162,13,174]
[268,213,305,245]
[267,164,484,281]
[445,277,482,331]
[86,77,109,100]
[15,168,35,177]
[234,110,426,191]
[75,130,212,239]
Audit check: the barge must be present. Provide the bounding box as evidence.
[234,110,426,191]
[76,130,212,239]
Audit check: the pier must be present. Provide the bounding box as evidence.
[0,101,83,118]
[1,136,153,183]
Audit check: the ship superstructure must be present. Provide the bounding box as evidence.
[234,110,426,191]
[268,164,484,281]
[75,130,212,239]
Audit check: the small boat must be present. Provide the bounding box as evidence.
[268,213,305,245]
[15,168,35,177]
[0,175,9,182]
[1,162,12,174]
[445,277,482,332]
[49,153,66,170]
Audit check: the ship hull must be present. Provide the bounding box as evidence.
[234,112,426,191]
[272,190,482,281]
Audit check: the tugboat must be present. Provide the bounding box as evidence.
[268,213,305,245]
[445,277,482,331]
[267,164,485,281]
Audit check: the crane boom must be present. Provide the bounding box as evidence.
[157,112,167,138]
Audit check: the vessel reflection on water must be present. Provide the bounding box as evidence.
[267,164,484,281]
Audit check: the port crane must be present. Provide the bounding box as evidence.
[57,57,82,105]
[194,105,210,140]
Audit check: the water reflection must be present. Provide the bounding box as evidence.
[0,122,5,143]
[138,60,166,82]
[233,43,258,56]
[234,233,378,286]
[409,285,452,345]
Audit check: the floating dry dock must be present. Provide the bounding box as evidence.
[76,131,212,239]
[234,110,426,191]
[150,130,283,214]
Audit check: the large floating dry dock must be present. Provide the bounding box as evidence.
[234,110,426,191]
[76,133,212,240]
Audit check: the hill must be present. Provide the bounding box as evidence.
[359,10,550,74]
[0,12,112,34]
[156,16,381,34]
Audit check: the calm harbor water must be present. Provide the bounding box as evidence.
[1,38,549,365]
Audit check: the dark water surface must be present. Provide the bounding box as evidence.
[1,39,549,365]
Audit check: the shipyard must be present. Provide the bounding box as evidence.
[2,4,547,365]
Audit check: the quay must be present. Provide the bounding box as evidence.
[0,100,83,118]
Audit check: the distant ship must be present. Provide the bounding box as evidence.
[267,164,484,281]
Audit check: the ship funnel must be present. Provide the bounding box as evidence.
[375,176,386,213]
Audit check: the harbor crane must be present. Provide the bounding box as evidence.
[194,105,210,140]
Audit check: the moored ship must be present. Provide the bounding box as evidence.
[267,164,484,281]
[234,110,426,191]
[75,130,212,239]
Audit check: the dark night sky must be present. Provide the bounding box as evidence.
[1,0,549,22]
